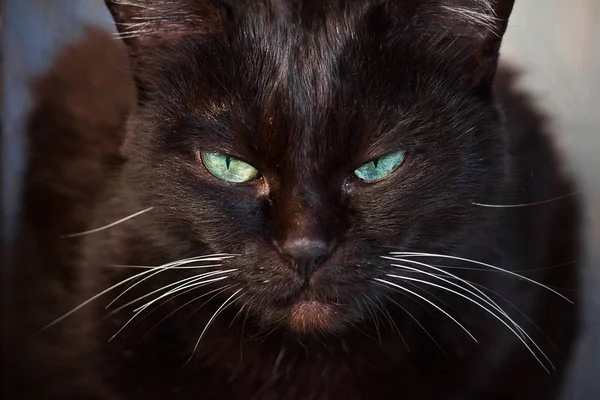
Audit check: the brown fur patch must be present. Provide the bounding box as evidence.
[288,300,336,333]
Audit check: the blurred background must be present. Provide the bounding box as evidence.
[502,1,600,398]
[2,0,599,398]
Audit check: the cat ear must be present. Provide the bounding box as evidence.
[104,1,229,98]
[424,0,515,88]
[104,0,226,49]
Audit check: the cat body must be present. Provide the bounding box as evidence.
[73,69,577,400]
[3,1,580,399]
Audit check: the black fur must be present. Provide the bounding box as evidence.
[4,1,580,399]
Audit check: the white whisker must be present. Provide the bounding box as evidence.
[106,262,222,309]
[41,269,149,331]
[400,278,459,314]
[373,295,409,351]
[186,288,243,364]
[386,274,552,373]
[132,271,235,313]
[363,295,383,344]
[61,207,153,238]
[229,297,248,330]
[384,256,525,335]
[391,252,572,303]
[186,284,239,318]
[374,278,477,342]
[138,285,234,344]
[106,255,235,308]
[423,269,557,350]
[385,255,558,368]
[377,291,444,354]
[105,264,226,270]
[108,269,235,315]
[109,275,232,341]
[40,254,236,331]
[471,191,581,208]
[385,257,541,348]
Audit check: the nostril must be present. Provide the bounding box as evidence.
[312,255,328,267]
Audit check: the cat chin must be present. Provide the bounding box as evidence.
[252,296,358,336]
[286,299,338,334]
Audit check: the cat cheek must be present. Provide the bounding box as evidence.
[256,177,271,198]
[342,178,356,197]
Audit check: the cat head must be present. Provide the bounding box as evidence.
[106,0,514,334]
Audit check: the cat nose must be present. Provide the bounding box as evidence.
[280,238,334,280]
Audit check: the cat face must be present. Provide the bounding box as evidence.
[110,0,514,334]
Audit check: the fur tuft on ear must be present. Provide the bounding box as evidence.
[437,1,501,35]
[103,0,230,100]
[436,0,514,42]
[411,0,515,89]
[104,0,226,48]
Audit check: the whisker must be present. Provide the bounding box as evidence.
[379,292,445,354]
[186,284,240,319]
[391,252,572,303]
[106,262,222,309]
[61,207,153,238]
[386,256,557,365]
[106,255,235,308]
[374,278,477,342]
[104,273,207,317]
[137,285,233,345]
[387,274,552,372]
[186,288,243,364]
[40,254,235,331]
[471,191,581,208]
[257,323,283,346]
[373,295,408,351]
[400,278,459,314]
[413,259,578,273]
[117,254,236,293]
[384,257,522,332]
[506,260,579,273]
[132,271,235,313]
[422,269,557,350]
[140,284,231,327]
[362,295,382,344]
[41,267,159,331]
[108,269,235,315]
[228,295,248,330]
[105,264,230,270]
[109,275,232,341]
[239,295,254,361]
[374,283,437,318]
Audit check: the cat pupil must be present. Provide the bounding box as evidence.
[225,156,231,169]
[373,159,379,169]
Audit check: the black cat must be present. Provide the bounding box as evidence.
[4,1,581,399]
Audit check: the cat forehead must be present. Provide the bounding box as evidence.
[137,0,503,161]
[133,0,507,113]
[167,8,468,155]
[180,5,415,118]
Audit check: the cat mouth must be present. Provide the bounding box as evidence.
[286,297,338,334]
[255,280,354,334]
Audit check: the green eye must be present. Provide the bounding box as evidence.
[201,152,259,183]
[354,152,406,181]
